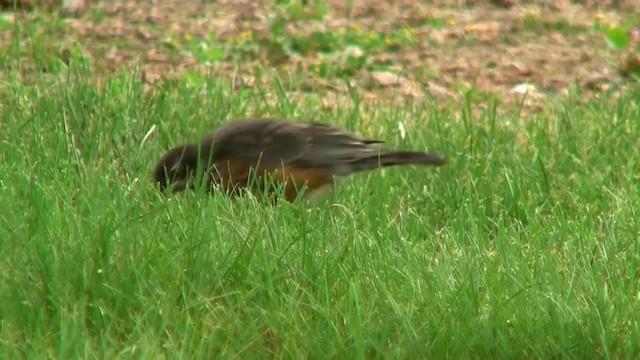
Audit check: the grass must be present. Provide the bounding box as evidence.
[2,6,640,359]
[2,63,639,358]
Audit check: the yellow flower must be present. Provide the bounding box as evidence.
[237,30,253,44]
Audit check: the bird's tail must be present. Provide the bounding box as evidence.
[347,151,447,174]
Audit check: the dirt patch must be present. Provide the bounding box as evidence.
[2,0,637,109]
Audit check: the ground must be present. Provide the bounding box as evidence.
[1,0,638,110]
[2,1,640,358]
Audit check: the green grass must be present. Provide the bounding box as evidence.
[2,15,640,359]
[1,64,639,358]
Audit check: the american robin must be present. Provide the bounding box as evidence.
[153,118,447,202]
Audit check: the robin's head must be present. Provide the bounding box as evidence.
[153,143,204,193]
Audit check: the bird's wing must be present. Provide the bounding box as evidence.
[202,118,312,169]
[291,122,386,167]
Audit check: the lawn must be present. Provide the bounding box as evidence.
[1,0,639,358]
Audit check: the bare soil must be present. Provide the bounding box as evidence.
[2,0,637,109]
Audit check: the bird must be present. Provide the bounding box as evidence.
[152,118,447,202]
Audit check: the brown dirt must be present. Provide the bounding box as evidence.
[2,0,637,110]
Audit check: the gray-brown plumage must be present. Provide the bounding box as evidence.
[153,118,447,201]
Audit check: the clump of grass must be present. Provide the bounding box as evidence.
[1,5,640,358]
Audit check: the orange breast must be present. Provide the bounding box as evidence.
[273,166,334,202]
[208,160,333,202]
